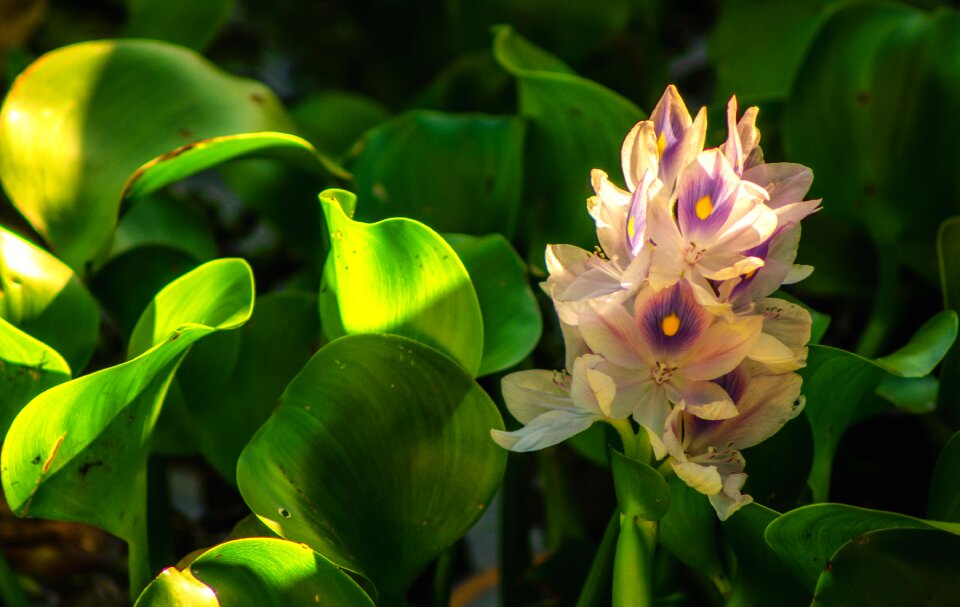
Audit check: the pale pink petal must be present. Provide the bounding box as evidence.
[558,264,624,302]
[589,170,632,265]
[699,254,764,281]
[558,317,588,370]
[784,264,814,284]
[681,316,763,380]
[742,162,813,209]
[757,298,812,367]
[738,106,763,170]
[579,301,651,369]
[632,384,672,458]
[570,354,615,418]
[491,408,599,452]
[619,247,651,291]
[667,379,739,420]
[720,96,744,175]
[501,370,574,424]
[775,199,821,227]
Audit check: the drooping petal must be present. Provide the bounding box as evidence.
[742,162,813,209]
[680,315,762,380]
[579,301,651,369]
[620,120,658,192]
[501,369,574,424]
[672,460,724,495]
[491,408,599,452]
[570,354,616,418]
[667,378,739,420]
[707,472,752,521]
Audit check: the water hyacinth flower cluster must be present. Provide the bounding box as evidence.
[492,86,821,520]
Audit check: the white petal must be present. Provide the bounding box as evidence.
[681,316,762,380]
[579,301,650,369]
[784,264,814,284]
[491,408,598,452]
[708,475,753,521]
[501,370,573,424]
[621,120,658,192]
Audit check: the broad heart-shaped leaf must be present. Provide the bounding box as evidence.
[721,503,808,607]
[0,227,99,372]
[492,26,644,265]
[236,334,506,606]
[291,90,390,158]
[348,110,525,237]
[801,310,957,502]
[135,538,374,607]
[176,291,320,484]
[811,528,960,606]
[938,216,960,427]
[443,234,542,376]
[928,431,960,522]
[112,193,217,263]
[658,475,727,589]
[0,39,297,270]
[764,503,960,593]
[0,318,70,437]
[0,258,254,594]
[123,0,234,52]
[710,0,837,102]
[609,449,669,521]
[784,3,960,253]
[318,189,484,376]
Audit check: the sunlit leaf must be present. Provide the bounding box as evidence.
[0,317,69,437]
[237,333,506,605]
[318,189,483,376]
[0,227,99,372]
[349,110,525,237]
[0,258,254,594]
[659,476,726,587]
[135,538,374,607]
[492,26,644,264]
[444,233,541,376]
[0,39,302,269]
[765,503,960,592]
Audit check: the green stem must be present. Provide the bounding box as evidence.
[612,513,657,607]
[856,239,900,358]
[0,546,30,607]
[431,548,454,607]
[575,509,620,607]
[127,527,153,602]
[609,420,650,464]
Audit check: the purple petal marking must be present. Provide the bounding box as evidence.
[677,152,739,239]
[729,228,777,300]
[635,281,711,356]
[626,182,647,256]
[711,366,749,404]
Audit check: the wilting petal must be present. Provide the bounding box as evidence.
[688,371,804,453]
[501,370,574,424]
[634,280,713,359]
[570,354,617,418]
[580,301,651,369]
[667,379,738,420]
[742,162,813,209]
[491,408,599,452]
[708,473,752,521]
[681,315,762,380]
[621,120,658,192]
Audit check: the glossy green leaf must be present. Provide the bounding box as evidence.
[112,193,217,263]
[711,0,836,101]
[0,318,70,437]
[765,503,960,592]
[0,227,99,372]
[124,0,235,51]
[928,431,960,522]
[123,131,345,203]
[444,234,541,376]
[784,3,960,243]
[135,538,374,607]
[659,476,726,587]
[609,449,669,521]
[812,528,960,606]
[1,258,254,593]
[318,189,484,376]
[237,334,506,605]
[291,90,390,157]
[0,39,297,269]
[722,503,808,607]
[874,375,938,415]
[801,311,957,501]
[938,216,960,427]
[349,110,525,237]
[177,291,320,483]
[739,413,813,511]
[492,26,644,264]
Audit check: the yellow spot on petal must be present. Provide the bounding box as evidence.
[661,313,680,337]
[695,195,713,220]
[657,132,666,157]
[627,216,636,238]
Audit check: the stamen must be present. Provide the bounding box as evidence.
[661,312,681,337]
[695,195,713,220]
